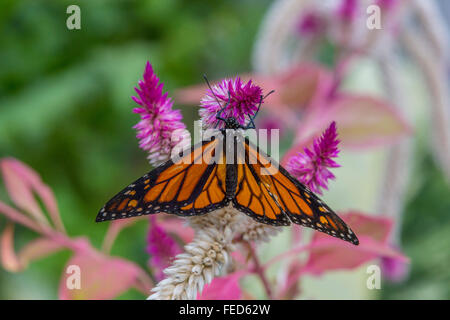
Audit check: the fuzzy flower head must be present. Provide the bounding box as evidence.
[132,62,190,166]
[297,10,326,36]
[286,121,340,195]
[147,216,182,281]
[337,0,359,23]
[199,77,263,129]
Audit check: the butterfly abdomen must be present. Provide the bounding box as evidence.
[226,163,238,200]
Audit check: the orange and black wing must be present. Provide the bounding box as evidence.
[232,149,291,227]
[96,138,229,222]
[234,138,359,245]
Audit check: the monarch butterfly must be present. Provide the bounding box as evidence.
[96,86,359,246]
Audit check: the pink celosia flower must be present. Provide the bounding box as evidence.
[132,62,190,166]
[337,0,358,23]
[286,122,340,195]
[199,77,263,129]
[147,216,181,281]
[296,11,325,36]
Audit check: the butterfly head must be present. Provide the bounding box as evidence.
[220,117,244,130]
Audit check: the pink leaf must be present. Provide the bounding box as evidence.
[18,237,65,269]
[1,159,48,225]
[102,218,143,253]
[0,201,43,233]
[0,223,22,272]
[381,253,410,283]
[59,250,141,300]
[303,212,408,275]
[197,272,245,300]
[294,94,413,151]
[0,158,64,232]
[270,63,333,110]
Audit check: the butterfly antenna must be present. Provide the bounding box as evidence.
[244,94,261,130]
[245,90,274,129]
[263,89,275,99]
[203,74,230,128]
[254,90,275,118]
[203,74,225,111]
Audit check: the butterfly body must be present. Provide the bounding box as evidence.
[97,116,359,245]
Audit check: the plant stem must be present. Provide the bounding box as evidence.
[245,241,273,300]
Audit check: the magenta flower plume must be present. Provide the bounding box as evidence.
[132,62,190,166]
[286,122,340,195]
[297,11,325,36]
[337,0,358,23]
[200,77,263,129]
[147,216,182,281]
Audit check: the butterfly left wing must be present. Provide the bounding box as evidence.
[97,137,229,222]
[238,138,359,245]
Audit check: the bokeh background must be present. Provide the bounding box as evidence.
[0,0,449,299]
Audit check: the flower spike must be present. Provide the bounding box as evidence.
[132,62,190,166]
[287,121,341,194]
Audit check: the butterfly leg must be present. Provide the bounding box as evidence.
[244,95,263,130]
[243,90,276,130]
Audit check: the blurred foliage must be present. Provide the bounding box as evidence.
[381,154,450,299]
[0,0,449,300]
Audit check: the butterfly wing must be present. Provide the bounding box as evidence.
[96,137,229,222]
[233,158,291,227]
[228,131,289,226]
[235,138,359,245]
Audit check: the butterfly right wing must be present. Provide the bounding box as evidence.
[97,137,229,222]
[231,133,291,226]
[237,138,359,245]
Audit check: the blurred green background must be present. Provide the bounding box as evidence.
[0,0,449,299]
